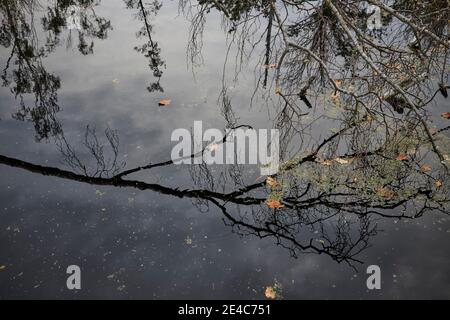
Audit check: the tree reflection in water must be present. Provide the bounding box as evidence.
[0,0,449,269]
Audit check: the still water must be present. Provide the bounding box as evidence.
[0,0,449,299]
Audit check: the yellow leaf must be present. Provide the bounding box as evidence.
[275,87,282,95]
[266,199,284,209]
[159,99,172,106]
[334,157,351,165]
[315,158,333,166]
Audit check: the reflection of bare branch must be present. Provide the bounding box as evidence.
[56,126,124,178]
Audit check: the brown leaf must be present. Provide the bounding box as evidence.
[374,187,395,200]
[395,154,408,161]
[315,158,333,166]
[159,99,172,106]
[441,112,450,119]
[264,286,277,299]
[263,64,277,69]
[266,199,285,209]
[266,177,279,189]
[435,180,443,188]
[420,164,432,173]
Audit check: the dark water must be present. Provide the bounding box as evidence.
[0,0,449,299]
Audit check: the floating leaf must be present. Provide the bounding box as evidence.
[435,180,443,188]
[315,158,333,166]
[264,286,276,299]
[207,143,219,152]
[374,187,395,200]
[331,91,340,103]
[263,64,277,69]
[266,177,279,189]
[275,87,282,95]
[266,199,285,209]
[395,154,408,161]
[441,112,450,119]
[334,157,351,165]
[159,99,172,106]
[420,165,432,173]
[0,265,5,271]
[184,236,193,245]
[112,78,120,84]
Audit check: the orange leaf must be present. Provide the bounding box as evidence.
[420,165,432,173]
[395,154,408,161]
[266,199,285,209]
[331,91,340,103]
[441,112,450,119]
[159,99,172,106]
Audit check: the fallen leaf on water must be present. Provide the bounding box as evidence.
[435,180,443,188]
[395,154,408,161]
[0,265,6,271]
[159,99,172,106]
[334,157,351,165]
[441,112,450,119]
[374,187,395,200]
[112,78,120,84]
[266,177,279,188]
[315,158,333,166]
[420,165,432,173]
[275,87,282,95]
[184,236,193,245]
[265,286,276,299]
[266,199,285,209]
[263,64,277,69]
[331,91,340,103]
[207,143,219,152]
